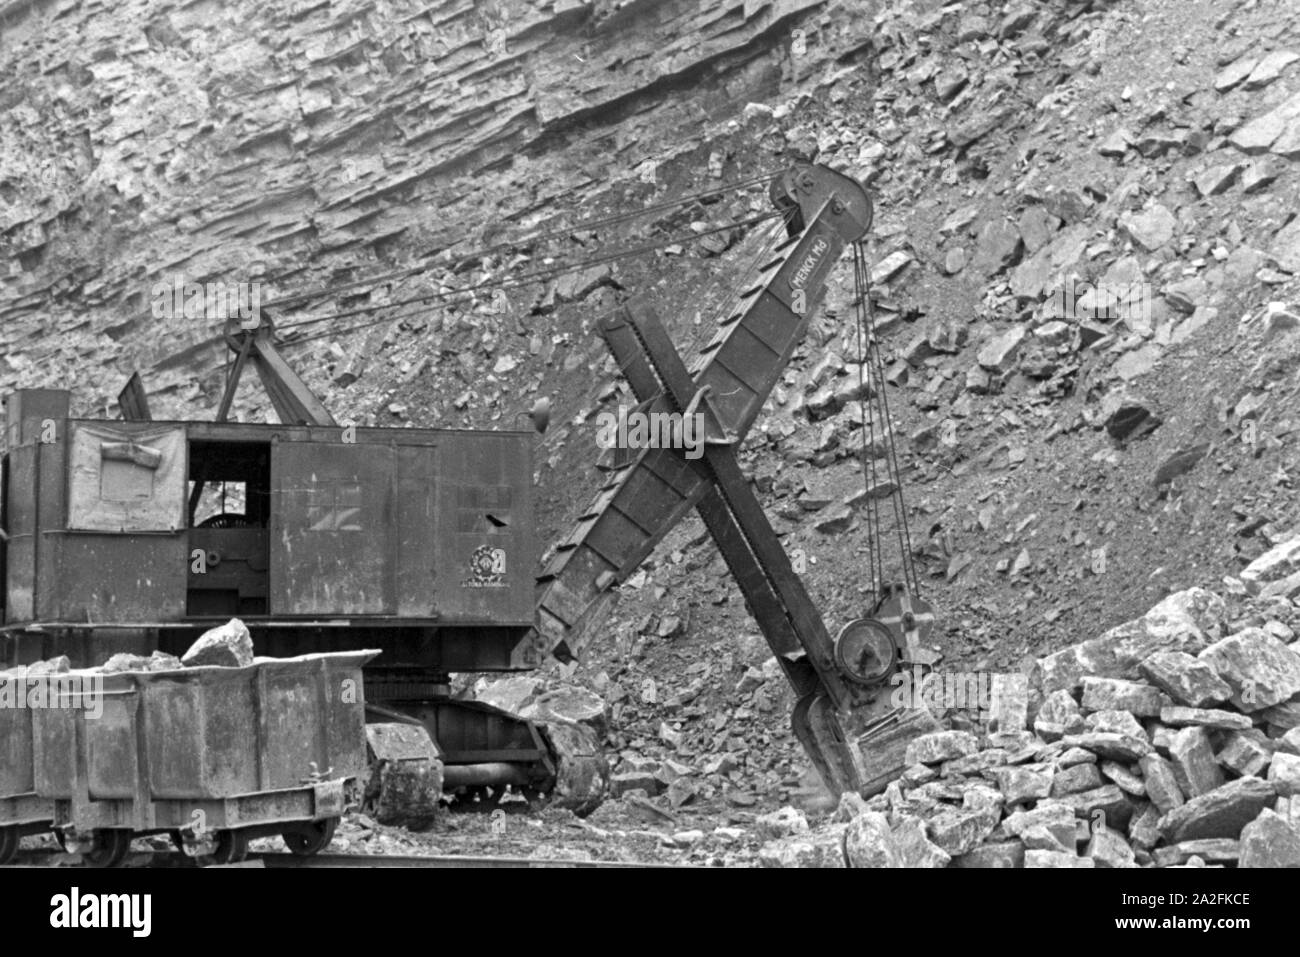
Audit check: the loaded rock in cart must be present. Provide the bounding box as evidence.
[3,617,256,678]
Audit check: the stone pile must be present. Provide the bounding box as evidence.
[758,536,1300,867]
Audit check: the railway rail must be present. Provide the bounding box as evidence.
[2,848,677,869]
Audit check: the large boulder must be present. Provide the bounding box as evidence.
[843,811,897,868]
[521,685,610,738]
[181,618,254,668]
[1033,589,1223,693]
[537,719,609,817]
[1269,752,1300,798]
[890,817,951,868]
[471,675,543,715]
[905,730,978,765]
[1167,727,1224,797]
[759,826,848,868]
[1240,535,1300,594]
[1080,677,1167,716]
[1139,754,1185,814]
[1238,809,1300,867]
[1197,628,1300,712]
[1157,777,1276,842]
[1138,651,1232,707]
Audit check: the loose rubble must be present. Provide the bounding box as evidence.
[759,577,1300,867]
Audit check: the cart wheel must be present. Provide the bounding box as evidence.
[83,829,133,868]
[209,830,249,865]
[170,829,248,864]
[0,825,19,865]
[281,818,336,857]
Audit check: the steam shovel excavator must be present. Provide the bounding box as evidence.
[1,162,936,833]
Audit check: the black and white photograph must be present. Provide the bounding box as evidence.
[0,0,1294,936]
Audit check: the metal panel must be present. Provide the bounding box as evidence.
[5,445,35,622]
[433,433,535,626]
[395,445,439,618]
[86,690,141,800]
[140,653,372,799]
[117,372,151,421]
[187,527,270,614]
[0,684,36,796]
[37,420,67,534]
[5,447,35,539]
[44,534,188,623]
[5,390,69,448]
[271,442,395,615]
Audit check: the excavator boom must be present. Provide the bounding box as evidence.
[534,164,936,797]
[535,164,871,662]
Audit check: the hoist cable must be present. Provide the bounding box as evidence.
[276,211,783,348]
[852,241,919,600]
[260,168,791,316]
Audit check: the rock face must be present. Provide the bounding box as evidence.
[0,0,874,420]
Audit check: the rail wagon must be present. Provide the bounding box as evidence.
[0,650,373,865]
